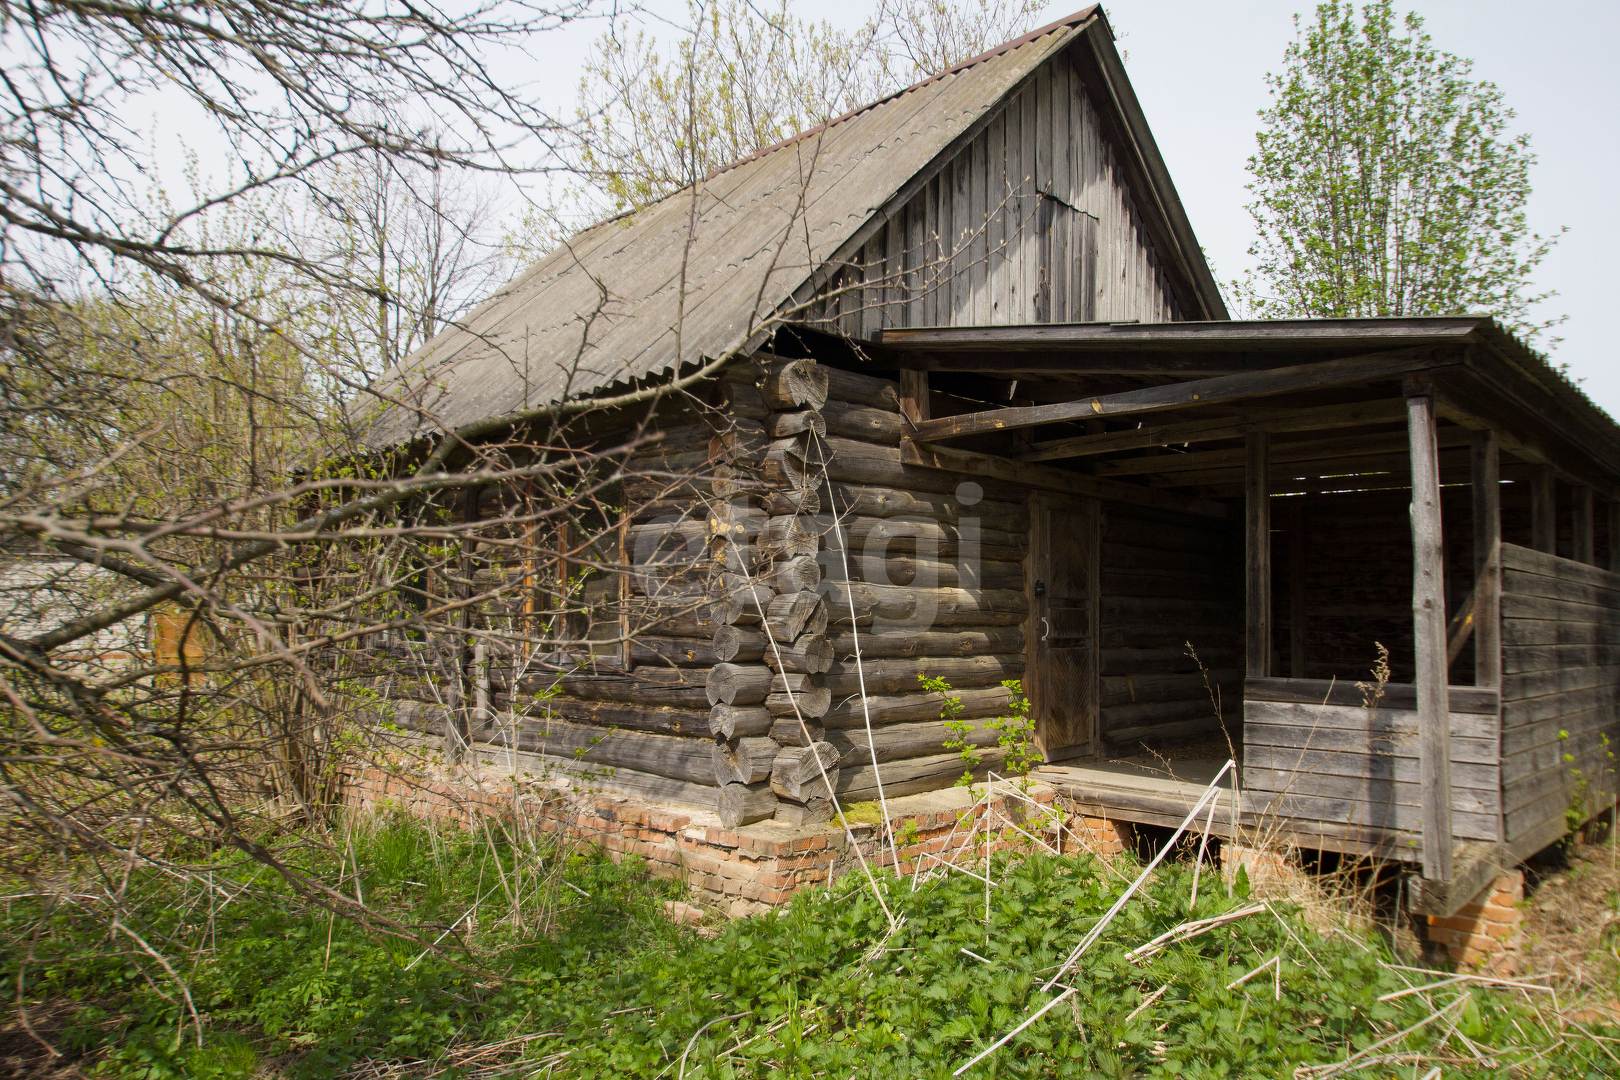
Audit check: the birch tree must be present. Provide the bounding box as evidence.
[1240,0,1563,346]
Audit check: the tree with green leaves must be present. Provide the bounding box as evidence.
[1240,1,1562,346]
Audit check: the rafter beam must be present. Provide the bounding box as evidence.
[1018,399,1409,462]
[1097,427,1475,479]
[898,441,1230,520]
[907,350,1449,443]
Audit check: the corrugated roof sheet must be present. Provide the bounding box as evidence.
[359,9,1101,448]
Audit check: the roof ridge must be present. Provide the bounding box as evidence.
[703,5,1102,182]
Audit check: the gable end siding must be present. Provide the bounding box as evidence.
[810,51,1180,335]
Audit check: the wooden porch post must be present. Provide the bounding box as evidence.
[1471,432,1502,689]
[1530,465,1557,554]
[898,371,931,428]
[1245,432,1270,679]
[1611,501,1620,575]
[1408,386,1452,882]
[1289,499,1306,678]
[1574,485,1596,566]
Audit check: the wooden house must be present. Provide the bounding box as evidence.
[364,7,1620,915]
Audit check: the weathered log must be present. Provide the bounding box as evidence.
[838,516,1025,557]
[717,369,768,420]
[820,399,906,444]
[710,466,770,500]
[762,357,829,410]
[711,574,774,625]
[713,624,766,662]
[767,409,827,438]
[770,716,826,745]
[819,581,1027,627]
[765,675,831,717]
[821,684,1016,729]
[513,717,716,785]
[625,520,709,565]
[823,367,898,411]
[717,781,779,828]
[708,419,768,463]
[709,703,774,739]
[708,499,767,542]
[771,742,840,801]
[847,555,1026,591]
[762,439,809,489]
[706,662,775,706]
[773,797,832,826]
[762,634,834,674]
[712,736,780,784]
[529,697,712,737]
[827,718,999,764]
[837,750,1009,802]
[765,590,827,641]
[643,605,722,638]
[820,437,1013,498]
[827,627,1025,659]
[555,669,712,708]
[766,487,821,516]
[816,654,1024,697]
[823,483,1028,527]
[760,515,819,559]
[630,635,722,668]
[765,555,821,593]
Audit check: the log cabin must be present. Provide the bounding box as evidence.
[360,6,1620,919]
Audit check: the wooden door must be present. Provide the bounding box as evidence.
[1029,496,1099,761]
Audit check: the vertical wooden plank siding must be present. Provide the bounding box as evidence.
[1471,431,1502,689]
[1289,498,1306,679]
[1574,486,1596,566]
[1531,466,1557,555]
[1245,432,1271,679]
[1408,393,1453,882]
[816,53,1182,330]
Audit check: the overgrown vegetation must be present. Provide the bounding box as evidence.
[8,814,1616,1078]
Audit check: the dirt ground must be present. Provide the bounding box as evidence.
[1522,835,1620,1016]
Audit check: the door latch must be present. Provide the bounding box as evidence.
[1034,578,1046,597]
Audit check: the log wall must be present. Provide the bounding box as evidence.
[1500,543,1620,854]
[1099,504,1241,750]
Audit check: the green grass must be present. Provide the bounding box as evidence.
[5,815,1616,1079]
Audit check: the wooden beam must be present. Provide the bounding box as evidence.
[1471,431,1501,690]
[1245,432,1270,679]
[1530,465,1557,554]
[898,440,1231,520]
[878,316,1485,352]
[1288,498,1305,679]
[1147,445,1475,491]
[1574,485,1595,566]
[1611,501,1620,575]
[898,370,930,430]
[1019,399,1408,462]
[1097,426,1473,479]
[909,351,1449,443]
[1408,390,1453,883]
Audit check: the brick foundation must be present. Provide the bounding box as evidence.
[1423,872,1525,974]
[349,752,1130,915]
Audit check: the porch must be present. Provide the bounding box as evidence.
[858,316,1620,911]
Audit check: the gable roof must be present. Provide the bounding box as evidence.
[360,7,1224,447]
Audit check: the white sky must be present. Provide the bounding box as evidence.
[142,0,1619,412]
